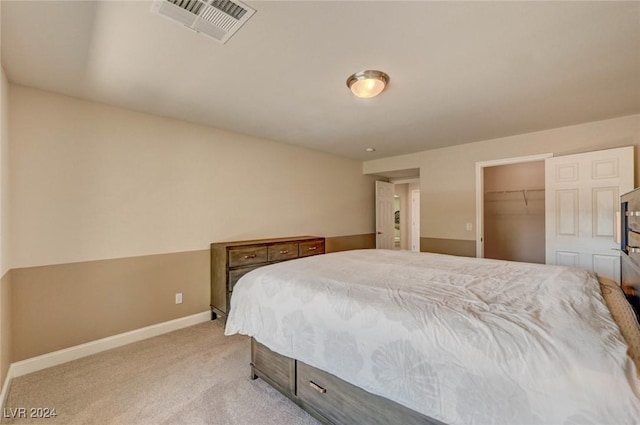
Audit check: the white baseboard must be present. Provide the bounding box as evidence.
[0,364,14,411]
[2,310,211,402]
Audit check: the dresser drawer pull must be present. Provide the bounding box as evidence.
[309,380,326,394]
[308,246,318,251]
[279,250,289,254]
[243,254,257,259]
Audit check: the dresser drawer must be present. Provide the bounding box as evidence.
[297,361,430,425]
[268,243,299,262]
[299,239,325,257]
[228,265,261,291]
[211,236,325,317]
[228,246,267,268]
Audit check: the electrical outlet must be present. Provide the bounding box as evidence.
[466,222,473,231]
[175,292,183,304]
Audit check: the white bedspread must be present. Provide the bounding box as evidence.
[225,249,640,425]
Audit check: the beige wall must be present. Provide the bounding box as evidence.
[7,84,639,363]
[11,250,209,361]
[1,272,11,378]
[1,64,12,383]
[8,85,377,361]
[364,114,640,250]
[10,85,376,269]
[13,234,374,361]
[326,233,375,253]
[1,69,8,277]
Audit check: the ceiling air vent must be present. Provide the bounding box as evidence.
[151,0,255,44]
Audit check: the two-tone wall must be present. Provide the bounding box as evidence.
[5,82,640,374]
[0,66,11,388]
[364,114,640,257]
[7,85,377,362]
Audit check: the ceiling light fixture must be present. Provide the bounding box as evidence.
[346,70,389,98]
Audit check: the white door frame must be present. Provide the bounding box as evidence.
[475,153,553,258]
[376,181,396,249]
[411,189,420,252]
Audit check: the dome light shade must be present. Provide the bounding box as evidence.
[346,70,389,98]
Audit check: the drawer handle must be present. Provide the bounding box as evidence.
[309,380,326,394]
[279,250,289,254]
[243,254,257,259]
[308,246,318,251]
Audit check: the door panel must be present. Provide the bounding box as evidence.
[593,254,620,280]
[545,146,634,283]
[556,251,579,267]
[593,188,617,237]
[556,190,578,236]
[375,181,395,249]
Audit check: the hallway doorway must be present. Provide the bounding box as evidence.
[374,169,420,251]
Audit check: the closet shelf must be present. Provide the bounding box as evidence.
[484,188,545,206]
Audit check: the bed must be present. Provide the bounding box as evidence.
[224,249,640,425]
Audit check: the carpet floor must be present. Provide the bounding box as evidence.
[2,320,320,425]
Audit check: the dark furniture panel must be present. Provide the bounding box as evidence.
[268,242,299,262]
[297,361,439,425]
[228,246,268,268]
[228,266,260,292]
[621,253,640,320]
[251,338,295,396]
[300,239,325,257]
[210,236,325,318]
[250,338,444,425]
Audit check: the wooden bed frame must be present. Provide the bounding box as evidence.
[250,338,445,425]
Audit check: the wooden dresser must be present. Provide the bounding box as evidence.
[210,236,325,319]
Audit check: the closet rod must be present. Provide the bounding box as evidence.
[484,188,545,206]
[484,188,545,194]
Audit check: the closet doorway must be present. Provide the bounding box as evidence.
[476,154,552,263]
[477,148,632,278]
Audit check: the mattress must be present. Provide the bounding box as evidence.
[225,249,640,425]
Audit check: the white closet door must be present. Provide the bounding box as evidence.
[545,146,634,283]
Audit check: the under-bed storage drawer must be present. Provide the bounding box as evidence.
[251,338,295,396]
[297,361,433,425]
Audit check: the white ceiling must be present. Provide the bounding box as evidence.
[2,1,639,160]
